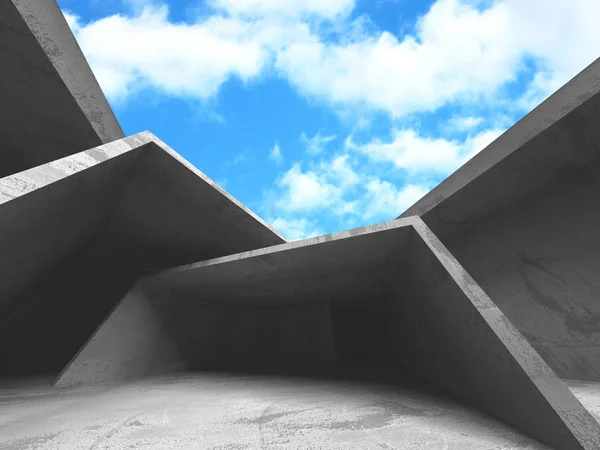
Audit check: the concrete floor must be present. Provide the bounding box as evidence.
[1,371,591,450]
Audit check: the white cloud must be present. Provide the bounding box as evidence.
[460,128,504,162]
[447,115,483,131]
[269,142,283,164]
[275,0,600,117]
[347,127,505,174]
[64,0,600,116]
[301,130,337,154]
[65,6,271,100]
[275,163,342,212]
[266,124,505,230]
[276,0,521,117]
[322,154,360,188]
[270,216,323,241]
[62,12,80,31]
[363,181,429,219]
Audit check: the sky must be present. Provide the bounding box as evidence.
[57,0,600,241]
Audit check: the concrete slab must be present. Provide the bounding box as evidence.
[58,217,600,450]
[0,0,124,177]
[397,57,600,382]
[0,372,559,450]
[0,132,284,377]
[399,56,600,227]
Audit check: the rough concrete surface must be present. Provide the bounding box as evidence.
[0,372,565,450]
[439,158,600,382]
[58,218,600,450]
[397,55,600,383]
[0,132,284,377]
[400,56,600,220]
[0,0,123,177]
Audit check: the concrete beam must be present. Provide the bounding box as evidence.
[397,57,600,381]
[57,217,600,450]
[0,0,124,177]
[0,132,284,377]
[399,56,600,226]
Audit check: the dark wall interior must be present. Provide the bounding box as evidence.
[330,300,392,370]
[0,150,143,378]
[388,230,593,450]
[0,142,284,379]
[0,0,124,178]
[0,151,140,324]
[56,281,338,385]
[105,144,284,268]
[0,2,102,177]
[402,78,600,382]
[0,234,140,377]
[55,222,600,449]
[443,156,600,381]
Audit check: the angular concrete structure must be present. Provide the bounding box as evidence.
[399,57,600,382]
[57,218,600,450]
[0,0,124,177]
[0,132,284,377]
[2,1,600,450]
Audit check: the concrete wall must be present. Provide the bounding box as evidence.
[11,0,124,144]
[58,219,600,450]
[401,56,600,220]
[0,133,284,378]
[0,0,124,177]
[105,142,285,268]
[395,55,600,383]
[0,149,142,325]
[443,158,600,382]
[56,282,188,386]
[57,280,337,386]
[0,233,140,376]
[392,225,600,450]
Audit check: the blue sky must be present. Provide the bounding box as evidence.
[57,0,599,240]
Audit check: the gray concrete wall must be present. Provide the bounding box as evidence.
[12,0,124,143]
[442,158,600,382]
[395,54,600,383]
[0,233,141,376]
[400,56,600,220]
[105,141,285,268]
[0,0,124,177]
[55,282,187,386]
[59,219,600,450]
[0,133,284,377]
[0,146,143,325]
[400,222,600,450]
[57,280,337,386]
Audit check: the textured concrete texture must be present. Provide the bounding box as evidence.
[0,132,285,378]
[1,372,575,450]
[58,217,600,450]
[0,0,124,177]
[398,57,600,382]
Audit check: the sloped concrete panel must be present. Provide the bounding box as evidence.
[58,218,600,449]
[400,56,600,222]
[398,57,600,381]
[405,219,600,450]
[57,281,337,385]
[0,132,284,377]
[0,0,124,177]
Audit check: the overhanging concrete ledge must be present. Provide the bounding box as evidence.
[0,0,124,177]
[0,131,285,377]
[57,217,600,450]
[395,56,600,382]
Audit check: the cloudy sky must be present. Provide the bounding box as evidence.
[57,0,599,240]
